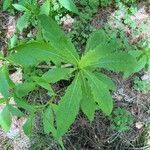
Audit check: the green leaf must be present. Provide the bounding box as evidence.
[14,82,36,98]
[9,35,18,49]
[43,105,57,136]
[0,66,11,98]
[38,15,79,66]
[12,4,28,12]
[40,0,50,15]
[0,105,12,132]
[84,70,113,115]
[17,12,31,32]
[23,115,34,136]
[3,0,11,11]
[42,68,74,83]
[0,98,6,104]
[7,42,64,67]
[14,96,36,113]
[56,74,82,138]
[33,77,55,95]
[85,29,109,53]
[58,0,79,14]
[80,73,96,121]
[94,72,116,91]
[8,104,24,117]
[92,53,136,73]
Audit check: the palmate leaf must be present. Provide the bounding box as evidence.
[7,42,65,67]
[84,70,113,115]
[56,74,82,138]
[58,0,79,14]
[80,73,97,121]
[38,15,79,66]
[0,105,12,132]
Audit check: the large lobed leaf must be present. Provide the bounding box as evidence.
[56,74,82,138]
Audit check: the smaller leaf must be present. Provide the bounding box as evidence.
[42,68,74,83]
[0,65,12,98]
[3,0,11,11]
[14,82,36,98]
[94,72,116,91]
[14,96,36,113]
[23,115,34,136]
[17,12,31,32]
[0,105,12,132]
[33,77,55,95]
[43,106,57,137]
[40,0,50,15]
[0,98,6,104]
[8,104,24,117]
[12,4,28,12]
[58,0,79,14]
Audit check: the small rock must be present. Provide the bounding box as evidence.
[141,73,150,80]
[135,122,144,129]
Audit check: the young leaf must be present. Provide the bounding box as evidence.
[14,96,36,113]
[14,82,36,98]
[80,73,96,121]
[43,106,57,137]
[38,15,79,65]
[84,70,113,115]
[94,72,116,91]
[8,104,24,117]
[40,0,50,15]
[85,29,108,53]
[17,12,31,32]
[0,105,12,132]
[58,0,79,14]
[42,68,74,83]
[0,66,11,98]
[12,4,28,12]
[7,42,64,67]
[33,77,55,95]
[0,98,6,104]
[3,0,11,11]
[56,74,82,138]
[23,115,34,136]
